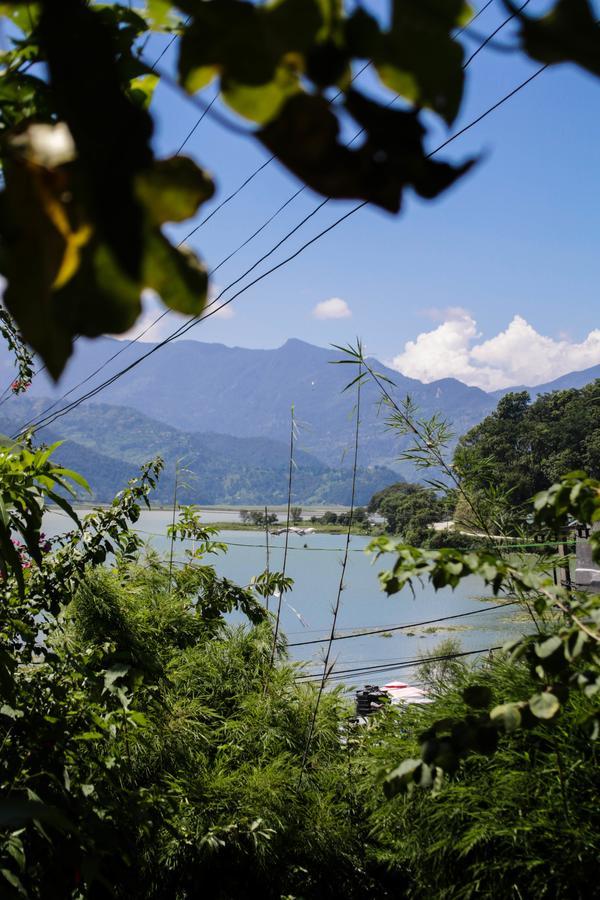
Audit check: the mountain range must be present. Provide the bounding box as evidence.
[1,337,599,503]
[0,397,398,506]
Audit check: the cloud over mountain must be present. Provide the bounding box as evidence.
[391,312,600,391]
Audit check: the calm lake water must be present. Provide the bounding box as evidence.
[43,508,525,686]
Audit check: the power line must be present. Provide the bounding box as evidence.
[17,59,549,438]
[297,645,502,681]
[13,59,370,436]
[463,0,530,68]
[176,89,219,155]
[178,61,372,246]
[14,11,525,434]
[287,601,518,647]
[15,1,505,427]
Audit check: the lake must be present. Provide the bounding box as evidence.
[43,508,525,686]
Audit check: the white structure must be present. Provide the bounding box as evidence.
[574,523,600,589]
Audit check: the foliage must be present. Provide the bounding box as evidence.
[0,3,214,377]
[367,472,600,797]
[0,444,402,897]
[0,396,400,506]
[368,481,449,542]
[454,381,600,516]
[246,510,278,526]
[0,0,597,374]
[310,507,369,530]
[0,307,33,394]
[369,488,600,803]
[357,651,600,899]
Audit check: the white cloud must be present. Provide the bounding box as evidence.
[312,297,352,320]
[211,304,235,319]
[419,305,470,322]
[391,312,600,391]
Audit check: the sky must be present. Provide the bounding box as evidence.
[8,1,600,394]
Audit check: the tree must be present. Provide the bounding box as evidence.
[368,481,446,540]
[353,507,367,524]
[321,511,338,525]
[239,509,251,524]
[340,345,600,816]
[291,506,303,525]
[249,510,278,526]
[454,381,600,519]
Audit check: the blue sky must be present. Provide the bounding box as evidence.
[135,0,599,389]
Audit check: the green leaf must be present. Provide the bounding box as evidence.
[509,0,600,79]
[259,90,474,213]
[143,232,208,316]
[0,704,24,719]
[462,685,492,709]
[74,731,104,741]
[266,0,323,54]
[136,157,215,224]
[144,0,182,31]
[0,3,38,34]
[222,65,300,125]
[529,692,560,720]
[129,72,160,109]
[383,758,421,798]
[490,702,522,733]
[0,799,73,831]
[54,467,90,491]
[374,0,468,124]
[103,663,130,690]
[179,1,277,91]
[1,868,26,897]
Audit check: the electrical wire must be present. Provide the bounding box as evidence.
[16,56,549,438]
[297,645,502,681]
[463,0,530,68]
[12,60,370,437]
[13,9,529,434]
[11,1,507,426]
[287,601,518,647]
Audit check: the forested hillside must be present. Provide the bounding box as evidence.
[454,381,600,507]
[1,336,495,471]
[0,398,398,505]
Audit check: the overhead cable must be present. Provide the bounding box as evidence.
[16,59,549,438]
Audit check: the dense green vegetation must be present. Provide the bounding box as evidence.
[368,483,451,543]
[1,443,599,899]
[358,652,600,899]
[0,398,399,506]
[455,382,600,512]
[0,2,599,895]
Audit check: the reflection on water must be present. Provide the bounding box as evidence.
[44,508,526,685]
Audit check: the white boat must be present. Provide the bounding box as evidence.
[381,680,431,704]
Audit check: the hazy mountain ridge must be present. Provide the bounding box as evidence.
[2,338,600,491]
[491,364,600,400]
[0,398,399,506]
[1,336,496,471]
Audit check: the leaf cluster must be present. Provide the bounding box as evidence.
[0,0,597,375]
